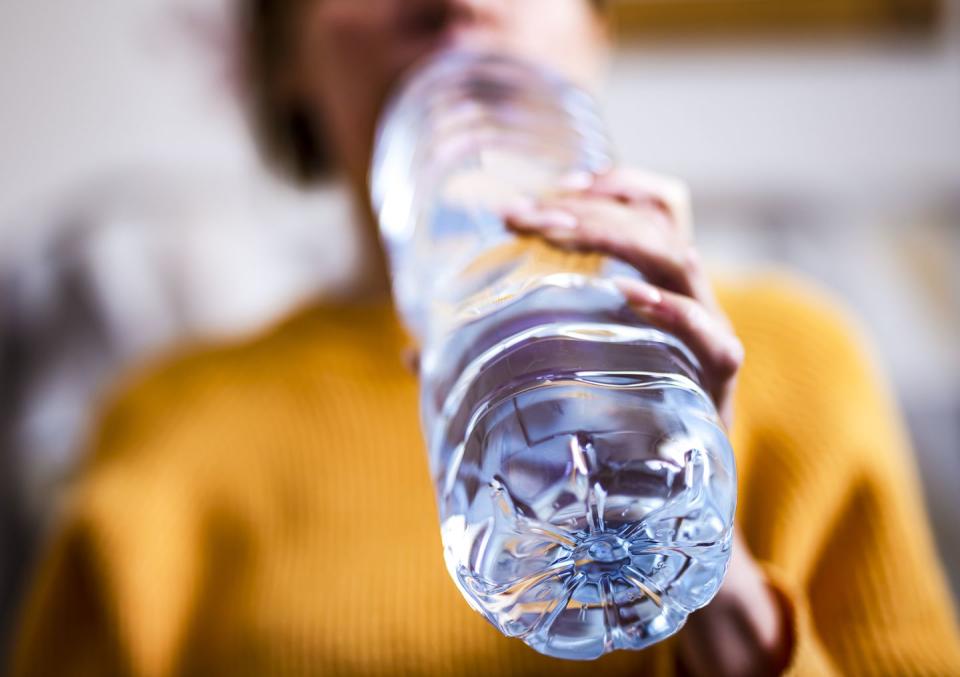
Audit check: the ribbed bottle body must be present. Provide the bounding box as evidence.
[370,50,736,660]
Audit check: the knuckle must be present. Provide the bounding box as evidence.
[680,298,708,330]
[602,167,693,234]
[655,173,691,210]
[664,180,693,235]
[681,247,702,275]
[607,165,649,185]
[663,247,699,289]
[670,178,692,209]
[714,337,745,377]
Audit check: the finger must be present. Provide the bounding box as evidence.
[505,197,704,301]
[613,276,743,415]
[613,276,742,380]
[588,167,693,239]
[549,170,672,227]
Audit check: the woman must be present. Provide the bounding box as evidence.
[13,1,960,675]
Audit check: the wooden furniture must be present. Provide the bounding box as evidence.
[611,0,941,38]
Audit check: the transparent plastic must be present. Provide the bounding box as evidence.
[370,50,736,660]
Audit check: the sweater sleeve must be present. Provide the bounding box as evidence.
[11,354,226,677]
[724,273,960,676]
[11,481,201,677]
[759,562,840,676]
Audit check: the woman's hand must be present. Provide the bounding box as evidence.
[679,530,793,677]
[503,167,743,429]
[504,168,792,676]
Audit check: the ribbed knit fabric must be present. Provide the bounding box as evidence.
[12,272,960,676]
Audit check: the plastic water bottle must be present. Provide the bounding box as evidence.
[370,50,736,660]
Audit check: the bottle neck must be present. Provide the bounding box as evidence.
[370,49,613,339]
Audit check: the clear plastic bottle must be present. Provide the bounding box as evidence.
[370,50,736,660]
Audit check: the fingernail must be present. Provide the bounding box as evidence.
[502,195,537,216]
[539,208,579,229]
[557,170,595,192]
[614,277,662,307]
[509,207,579,230]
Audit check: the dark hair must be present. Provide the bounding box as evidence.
[242,0,609,183]
[242,0,322,182]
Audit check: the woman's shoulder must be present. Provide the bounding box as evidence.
[713,268,877,369]
[714,268,856,330]
[712,267,891,405]
[86,298,410,466]
[713,268,903,471]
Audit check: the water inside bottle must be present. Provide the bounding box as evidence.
[371,50,737,660]
[428,281,735,660]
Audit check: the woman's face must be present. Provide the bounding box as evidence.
[289,0,608,186]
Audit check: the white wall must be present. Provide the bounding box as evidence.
[0,0,256,224]
[606,30,960,200]
[3,2,958,225]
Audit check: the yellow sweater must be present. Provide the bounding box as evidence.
[12,272,960,676]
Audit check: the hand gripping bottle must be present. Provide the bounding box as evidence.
[370,50,736,660]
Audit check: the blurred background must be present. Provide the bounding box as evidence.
[1,0,958,657]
